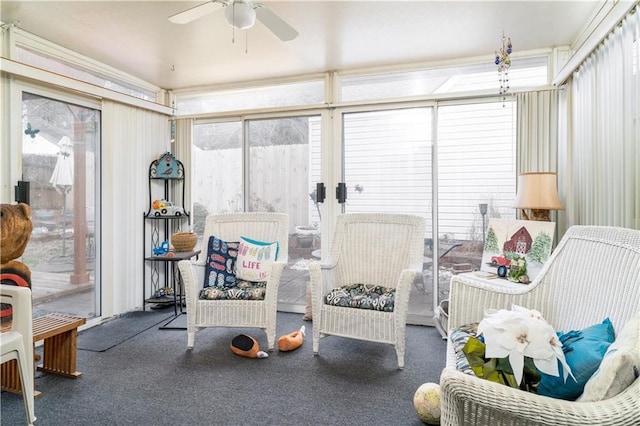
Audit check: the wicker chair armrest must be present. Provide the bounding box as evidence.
[393,267,421,321]
[440,368,640,426]
[312,261,340,292]
[191,256,206,268]
[396,267,421,297]
[263,261,286,305]
[178,260,201,314]
[447,273,548,333]
[308,261,331,294]
[315,255,338,271]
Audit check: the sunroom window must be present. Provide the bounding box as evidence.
[341,57,548,102]
[15,46,158,102]
[176,79,325,115]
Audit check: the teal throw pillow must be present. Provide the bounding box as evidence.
[537,318,615,400]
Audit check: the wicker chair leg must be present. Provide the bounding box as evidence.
[396,333,406,369]
[266,327,275,352]
[396,347,405,370]
[187,332,195,349]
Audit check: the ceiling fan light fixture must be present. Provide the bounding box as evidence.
[225,2,256,30]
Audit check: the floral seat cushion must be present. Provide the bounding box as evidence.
[324,283,395,312]
[449,322,479,375]
[199,280,266,301]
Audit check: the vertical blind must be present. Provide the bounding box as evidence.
[566,6,639,230]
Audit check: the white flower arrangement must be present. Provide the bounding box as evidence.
[477,305,575,385]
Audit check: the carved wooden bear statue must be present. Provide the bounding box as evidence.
[1,203,34,322]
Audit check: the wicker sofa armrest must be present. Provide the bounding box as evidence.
[440,368,640,426]
[447,273,548,333]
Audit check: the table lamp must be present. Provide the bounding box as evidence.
[512,172,564,221]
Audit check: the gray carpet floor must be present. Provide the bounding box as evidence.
[1,308,446,425]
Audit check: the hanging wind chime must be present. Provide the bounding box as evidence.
[495,33,513,106]
[170,101,176,144]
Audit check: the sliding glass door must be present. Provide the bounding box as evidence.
[191,103,517,322]
[20,91,100,318]
[191,114,323,312]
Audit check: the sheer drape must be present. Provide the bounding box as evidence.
[566,7,639,230]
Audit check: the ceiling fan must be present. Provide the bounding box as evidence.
[169,0,298,41]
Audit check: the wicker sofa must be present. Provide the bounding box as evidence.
[440,225,640,426]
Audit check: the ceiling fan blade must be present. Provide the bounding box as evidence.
[169,1,224,24]
[254,4,298,41]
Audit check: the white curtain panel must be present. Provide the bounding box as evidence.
[516,90,560,228]
[568,7,639,230]
[171,118,193,233]
[516,90,559,174]
[102,100,169,315]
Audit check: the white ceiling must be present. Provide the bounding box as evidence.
[1,1,604,91]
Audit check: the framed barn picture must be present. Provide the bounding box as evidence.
[480,219,556,283]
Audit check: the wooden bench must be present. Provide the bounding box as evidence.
[1,313,86,396]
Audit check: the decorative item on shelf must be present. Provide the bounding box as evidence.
[151,199,185,217]
[508,256,529,283]
[154,152,182,179]
[152,241,174,257]
[494,32,512,105]
[512,172,564,221]
[153,287,174,298]
[171,232,197,252]
[481,218,555,282]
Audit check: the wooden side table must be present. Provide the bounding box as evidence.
[1,313,86,396]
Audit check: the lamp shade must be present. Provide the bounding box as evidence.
[225,2,256,30]
[513,172,564,210]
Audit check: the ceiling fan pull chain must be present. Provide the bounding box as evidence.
[245,30,249,54]
[231,4,236,44]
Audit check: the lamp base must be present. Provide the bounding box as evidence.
[521,209,551,221]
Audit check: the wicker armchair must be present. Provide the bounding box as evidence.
[440,226,640,426]
[177,212,288,351]
[308,213,425,369]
